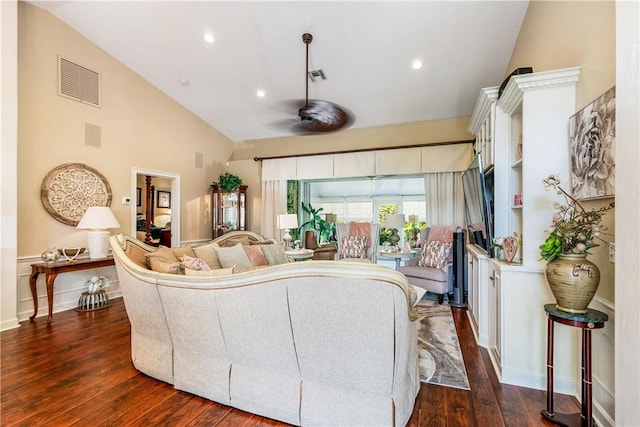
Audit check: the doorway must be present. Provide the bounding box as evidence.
[131,168,181,247]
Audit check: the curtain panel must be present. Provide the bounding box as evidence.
[424,172,465,227]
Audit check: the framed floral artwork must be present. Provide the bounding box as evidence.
[569,86,615,200]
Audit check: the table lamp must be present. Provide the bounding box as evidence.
[385,214,406,250]
[277,214,298,249]
[77,206,121,259]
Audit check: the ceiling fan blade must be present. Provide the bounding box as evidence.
[298,100,353,132]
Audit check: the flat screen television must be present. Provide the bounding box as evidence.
[461,154,494,255]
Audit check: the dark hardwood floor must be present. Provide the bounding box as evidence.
[1,298,579,426]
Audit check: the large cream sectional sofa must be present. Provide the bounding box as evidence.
[109,231,420,426]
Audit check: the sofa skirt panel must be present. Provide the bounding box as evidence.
[115,263,174,385]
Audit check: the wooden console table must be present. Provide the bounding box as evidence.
[29,256,115,323]
[541,304,608,427]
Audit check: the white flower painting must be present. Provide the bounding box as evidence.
[569,86,616,200]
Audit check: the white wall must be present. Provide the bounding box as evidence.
[615,1,640,425]
[1,0,19,330]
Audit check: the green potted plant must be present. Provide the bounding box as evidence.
[539,174,614,313]
[298,202,332,243]
[216,172,242,192]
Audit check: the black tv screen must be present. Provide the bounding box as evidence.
[461,154,494,255]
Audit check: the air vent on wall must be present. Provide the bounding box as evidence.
[308,69,326,82]
[58,56,101,107]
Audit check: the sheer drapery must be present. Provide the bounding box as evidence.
[424,172,465,226]
[260,180,288,241]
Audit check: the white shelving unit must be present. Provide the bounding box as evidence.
[467,67,583,392]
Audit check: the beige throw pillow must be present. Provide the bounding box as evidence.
[214,243,253,268]
[193,242,223,269]
[259,244,290,265]
[148,257,184,274]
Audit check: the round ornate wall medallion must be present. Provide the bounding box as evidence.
[40,163,112,226]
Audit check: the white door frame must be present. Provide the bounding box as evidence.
[131,167,181,247]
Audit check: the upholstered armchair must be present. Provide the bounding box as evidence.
[335,223,380,262]
[304,230,337,260]
[397,225,459,304]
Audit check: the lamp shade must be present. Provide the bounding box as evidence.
[277,214,298,230]
[77,207,120,259]
[325,213,337,223]
[77,206,120,230]
[385,214,406,230]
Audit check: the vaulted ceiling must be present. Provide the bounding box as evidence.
[31,1,529,142]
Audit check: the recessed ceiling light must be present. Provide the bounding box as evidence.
[204,33,216,44]
[412,60,423,70]
[256,89,266,98]
[179,79,190,87]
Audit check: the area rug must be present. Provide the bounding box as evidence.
[416,297,470,390]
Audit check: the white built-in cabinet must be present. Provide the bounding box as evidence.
[468,86,498,170]
[466,67,582,393]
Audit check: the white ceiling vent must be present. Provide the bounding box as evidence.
[58,56,101,107]
[308,69,326,82]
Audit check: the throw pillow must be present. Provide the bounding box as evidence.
[180,255,211,271]
[214,243,253,268]
[260,244,290,265]
[145,246,178,269]
[338,235,368,259]
[171,246,196,259]
[418,240,453,270]
[184,267,233,276]
[193,242,223,269]
[148,257,184,274]
[243,245,269,266]
[125,244,148,269]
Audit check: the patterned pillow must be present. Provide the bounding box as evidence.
[418,240,453,270]
[338,235,368,259]
[179,255,211,271]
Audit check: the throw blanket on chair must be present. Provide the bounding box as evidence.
[348,223,372,248]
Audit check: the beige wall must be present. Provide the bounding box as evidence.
[232,116,473,161]
[17,2,233,256]
[508,0,616,303]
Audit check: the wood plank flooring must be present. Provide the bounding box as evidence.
[1,298,579,426]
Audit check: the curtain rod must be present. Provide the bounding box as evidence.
[252,139,474,161]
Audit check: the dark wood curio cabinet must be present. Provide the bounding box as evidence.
[210,184,247,238]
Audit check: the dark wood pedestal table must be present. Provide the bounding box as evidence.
[541,304,608,427]
[29,256,115,323]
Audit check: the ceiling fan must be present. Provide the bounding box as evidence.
[274,33,353,134]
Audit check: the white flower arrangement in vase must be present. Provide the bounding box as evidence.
[85,275,111,294]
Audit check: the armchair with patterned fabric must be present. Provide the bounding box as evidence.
[334,223,380,263]
[397,225,459,304]
[304,230,337,260]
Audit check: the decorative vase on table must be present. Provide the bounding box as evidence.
[544,254,600,314]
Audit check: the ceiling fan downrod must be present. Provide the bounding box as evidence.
[300,33,313,119]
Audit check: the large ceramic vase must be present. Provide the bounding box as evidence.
[544,254,600,314]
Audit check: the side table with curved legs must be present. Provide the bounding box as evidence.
[541,304,608,427]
